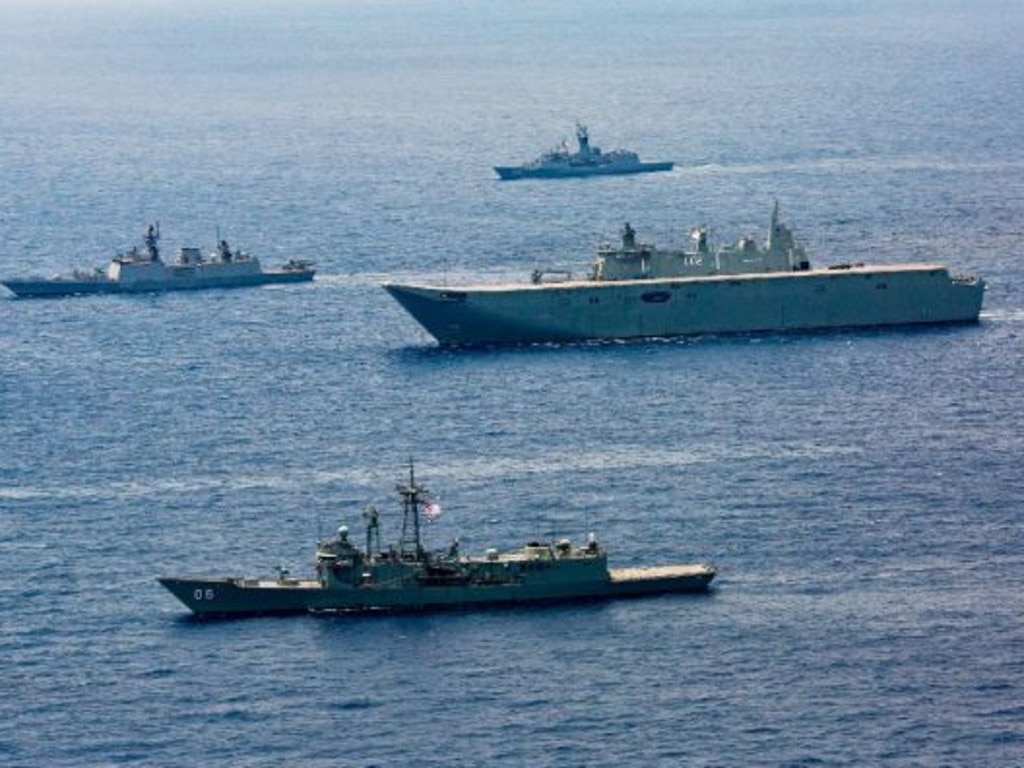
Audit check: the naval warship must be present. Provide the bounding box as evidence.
[383,203,985,347]
[158,465,716,618]
[2,224,315,298]
[493,123,674,180]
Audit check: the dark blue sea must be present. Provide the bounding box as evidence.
[2,1,1023,765]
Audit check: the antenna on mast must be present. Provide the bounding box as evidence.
[363,506,380,557]
[398,459,427,560]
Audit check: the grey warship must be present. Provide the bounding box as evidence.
[158,465,716,618]
[2,224,314,298]
[494,123,674,180]
[383,203,985,347]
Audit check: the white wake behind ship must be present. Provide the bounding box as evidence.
[2,224,314,298]
[383,203,985,347]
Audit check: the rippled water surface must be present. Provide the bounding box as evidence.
[2,1,1023,765]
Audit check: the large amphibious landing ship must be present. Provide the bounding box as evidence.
[383,203,985,347]
[159,465,715,618]
[2,225,314,298]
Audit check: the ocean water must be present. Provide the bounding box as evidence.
[2,0,1023,765]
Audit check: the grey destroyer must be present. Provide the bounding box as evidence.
[3,224,314,298]
[494,123,673,180]
[159,464,716,618]
[383,203,985,346]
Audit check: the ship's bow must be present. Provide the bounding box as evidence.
[493,166,524,180]
[158,577,222,616]
[383,283,472,345]
[158,576,309,618]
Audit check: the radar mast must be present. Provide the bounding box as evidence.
[397,460,428,559]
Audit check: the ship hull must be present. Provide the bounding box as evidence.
[493,161,674,180]
[3,269,313,298]
[159,564,714,618]
[384,264,985,346]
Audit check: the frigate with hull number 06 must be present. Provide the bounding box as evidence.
[158,464,716,619]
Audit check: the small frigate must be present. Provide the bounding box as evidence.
[383,202,985,346]
[158,464,716,618]
[493,123,674,180]
[2,224,314,298]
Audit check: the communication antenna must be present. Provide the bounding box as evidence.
[397,459,428,559]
